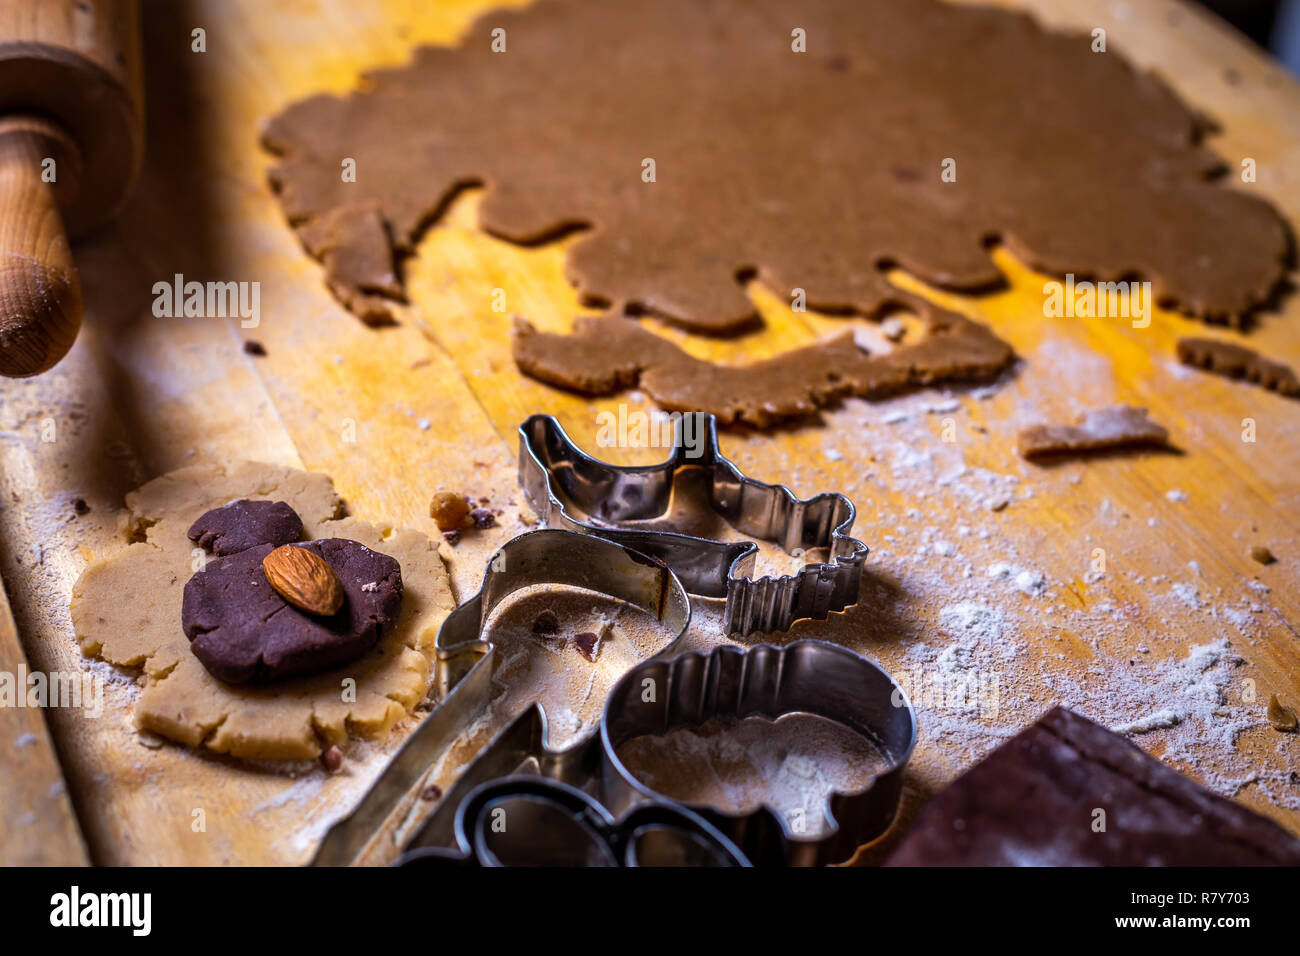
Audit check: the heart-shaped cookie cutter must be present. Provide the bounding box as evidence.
[519,412,869,636]
[312,528,691,866]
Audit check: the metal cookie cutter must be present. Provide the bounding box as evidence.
[398,775,750,867]
[394,639,915,867]
[519,412,870,636]
[601,640,917,867]
[312,528,691,866]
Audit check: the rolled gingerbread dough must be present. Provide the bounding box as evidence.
[264,0,1289,331]
[71,462,455,761]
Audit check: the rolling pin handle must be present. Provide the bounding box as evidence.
[0,115,83,378]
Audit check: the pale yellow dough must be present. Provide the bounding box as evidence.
[71,461,455,761]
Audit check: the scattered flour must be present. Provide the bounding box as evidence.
[985,562,1047,597]
[1171,582,1203,609]
[938,602,1004,644]
[754,392,1299,819]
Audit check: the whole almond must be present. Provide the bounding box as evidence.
[262,544,344,616]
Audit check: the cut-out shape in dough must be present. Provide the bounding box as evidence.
[71,462,455,762]
[512,301,1013,426]
[264,0,1290,332]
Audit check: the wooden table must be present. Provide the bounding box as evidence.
[1,0,1296,865]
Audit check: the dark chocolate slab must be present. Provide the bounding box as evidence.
[888,707,1300,866]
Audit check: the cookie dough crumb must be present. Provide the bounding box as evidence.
[573,631,601,662]
[430,492,470,532]
[1112,709,1181,736]
[321,745,344,773]
[1267,695,1297,732]
[1250,545,1277,565]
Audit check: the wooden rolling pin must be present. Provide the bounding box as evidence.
[0,0,143,377]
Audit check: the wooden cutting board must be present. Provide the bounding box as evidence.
[1,0,1297,865]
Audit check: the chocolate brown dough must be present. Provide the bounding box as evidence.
[513,300,1014,427]
[187,499,304,556]
[182,538,403,684]
[297,201,404,326]
[1017,405,1170,459]
[1177,337,1300,397]
[263,0,1289,331]
[887,707,1300,866]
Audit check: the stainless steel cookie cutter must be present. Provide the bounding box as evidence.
[601,640,917,867]
[519,412,870,636]
[311,528,691,866]
[397,774,751,867]
[391,639,916,867]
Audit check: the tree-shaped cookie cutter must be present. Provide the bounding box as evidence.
[519,412,869,635]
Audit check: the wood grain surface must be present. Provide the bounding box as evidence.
[0,117,83,377]
[0,0,1296,865]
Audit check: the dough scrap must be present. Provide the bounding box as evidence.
[513,304,1013,427]
[1017,405,1170,459]
[263,0,1289,330]
[1176,337,1300,397]
[72,462,455,761]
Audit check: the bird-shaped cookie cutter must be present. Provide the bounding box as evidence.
[518,412,869,635]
